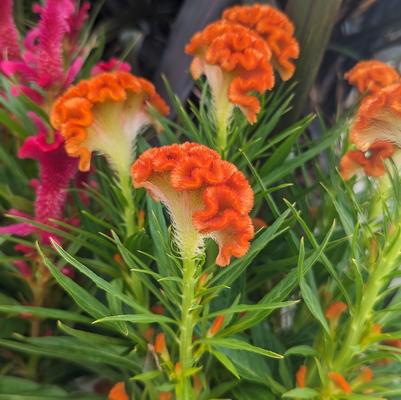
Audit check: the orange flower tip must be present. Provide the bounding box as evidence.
[325,301,347,321]
[113,253,123,265]
[151,304,165,315]
[51,71,169,172]
[340,142,395,180]
[222,4,299,81]
[159,392,173,400]
[383,339,401,348]
[360,367,374,383]
[208,315,225,336]
[252,217,267,231]
[345,60,400,95]
[144,327,155,342]
[296,365,307,388]
[185,20,275,124]
[108,382,129,400]
[349,83,401,151]
[372,323,382,335]
[328,372,352,394]
[175,362,182,375]
[154,332,167,354]
[131,143,254,266]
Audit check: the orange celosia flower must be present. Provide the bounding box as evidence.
[296,365,307,388]
[325,301,347,321]
[151,304,165,315]
[345,60,400,95]
[154,332,167,354]
[222,3,299,81]
[144,326,155,342]
[383,339,401,348]
[359,366,374,383]
[185,21,274,124]
[159,392,173,400]
[51,71,169,172]
[108,382,129,400]
[328,372,352,394]
[208,315,225,336]
[340,141,396,180]
[131,143,254,266]
[349,83,401,152]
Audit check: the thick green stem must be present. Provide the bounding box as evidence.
[177,256,197,400]
[119,170,136,237]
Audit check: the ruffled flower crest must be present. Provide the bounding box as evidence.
[131,143,254,266]
[222,3,299,81]
[345,60,400,95]
[185,21,274,124]
[51,71,169,172]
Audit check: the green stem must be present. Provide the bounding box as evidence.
[177,256,197,400]
[119,170,136,237]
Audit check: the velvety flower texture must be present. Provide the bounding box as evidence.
[0,0,90,100]
[51,71,169,172]
[345,60,400,95]
[222,3,299,81]
[185,21,274,124]
[340,60,401,180]
[131,143,254,266]
[0,117,78,244]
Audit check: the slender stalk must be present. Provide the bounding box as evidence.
[118,170,136,237]
[177,256,197,400]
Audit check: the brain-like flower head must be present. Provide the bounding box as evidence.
[185,21,274,124]
[51,71,169,172]
[349,83,401,152]
[131,143,254,266]
[222,4,299,81]
[345,60,400,95]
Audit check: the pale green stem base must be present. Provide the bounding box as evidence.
[118,169,136,237]
[176,256,197,400]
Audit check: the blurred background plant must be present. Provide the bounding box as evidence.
[1,0,401,399]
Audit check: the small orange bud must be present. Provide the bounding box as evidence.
[159,392,173,400]
[208,315,225,336]
[296,365,307,388]
[372,324,382,335]
[198,272,209,288]
[151,304,165,315]
[384,339,401,348]
[252,217,267,231]
[108,382,129,400]
[325,301,347,321]
[154,333,166,354]
[113,253,123,265]
[328,372,352,394]
[144,327,155,342]
[360,366,374,382]
[175,362,182,375]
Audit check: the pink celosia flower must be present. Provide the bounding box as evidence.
[0,0,20,60]
[91,58,132,76]
[0,0,90,97]
[0,116,78,244]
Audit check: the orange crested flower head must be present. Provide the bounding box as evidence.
[349,83,401,152]
[340,141,395,180]
[131,143,254,266]
[328,372,352,394]
[185,20,274,124]
[345,60,400,95]
[154,332,167,354]
[222,3,299,81]
[295,365,307,388]
[51,71,169,172]
[108,382,129,400]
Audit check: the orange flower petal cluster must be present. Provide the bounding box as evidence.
[222,4,299,81]
[340,141,395,180]
[131,142,254,266]
[345,60,400,95]
[185,21,274,124]
[328,372,352,394]
[108,382,129,400]
[154,332,167,354]
[359,366,374,383]
[325,301,347,321]
[51,71,169,171]
[296,365,307,388]
[349,83,401,152]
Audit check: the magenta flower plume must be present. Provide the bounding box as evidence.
[0,116,78,244]
[0,0,20,60]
